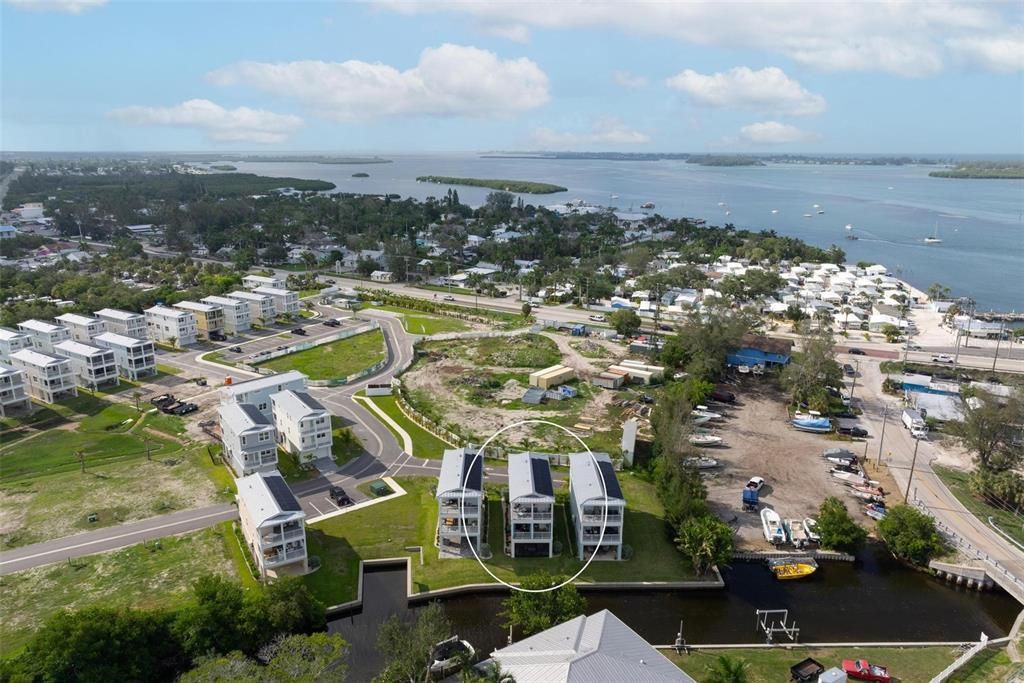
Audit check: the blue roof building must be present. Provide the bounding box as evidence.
[726,334,794,367]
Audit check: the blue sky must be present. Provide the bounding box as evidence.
[2,0,1022,153]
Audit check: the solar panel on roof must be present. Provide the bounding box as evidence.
[597,460,623,499]
[265,475,302,512]
[530,456,554,496]
[461,454,483,490]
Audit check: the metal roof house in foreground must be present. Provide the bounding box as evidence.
[436,447,484,556]
[220,370,307,418]
[486,609,695,682]
[568,452,626,560]
[507,452,555,558]
[726,334,794,368]
[236,469,307,578]
[219,402,278,477]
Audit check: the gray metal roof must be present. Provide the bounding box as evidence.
[238,403,272,425]
[236,469,305,527]
[220,370,307,398]
[271,389,327,417]
[569,452,624,502]
[508,452,554,501]
[437,447,483,495]
[490,609,694,682]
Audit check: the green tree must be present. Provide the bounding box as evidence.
[460,660,516,682]
[815,497,867,553]
[262,244,287,264]
[356,256,378,277]
[262,632,348,683]
[174,575,247,660]
[180,652,264,682]
[376,601,452,683]
[969,467,1024,512]
[521,302,532,318]
[927,282,951,302]
[668,307,754,381]
[675,515,734,576]
[704,654,749,683]
[678,377,715,407]
[946,391,1024,472]
[877,505,946,566]
[784,303,807,326]
[880,323,902,343]
[499,573,587,637]
[608,308,642,337]
[781,327,842,411]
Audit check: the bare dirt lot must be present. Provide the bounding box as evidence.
[698,381,893,550]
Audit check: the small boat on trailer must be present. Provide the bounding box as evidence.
[792,415,832,433]
[429,636,475,676]
[786,518,811,548]
[851,483,885,497]
[692,406,723,420]
[803,518,821,544]
[761,508,786,545]
[683,456,720,469]
[689,434,723,447]
[864,503,887,521]
[768,556,818,580]
[831,469,868,484]
[849,489,885,503]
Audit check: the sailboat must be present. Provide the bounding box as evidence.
[925,222,943,245]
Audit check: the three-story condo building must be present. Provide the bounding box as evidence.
[252,286,300,316]
[8,349,78,403]
[507,452,556,558]
[271,390,332,463]
[173,301,224,340]
[93,332,156,380]
[219,402,278,476]
[0,363,31,416]
[144,306,198,347]
[0,327,32,360]
[226,290,276,325]
[568,452,626,561]
[436,447,484,555]
[201,295,251,335]
[243,274,286,290]
[17,319,71,354]
[236,470,307,578]
[95,308,148,339]
[53,340,120,390]
[220,370,307,419]
[55,313,106,343]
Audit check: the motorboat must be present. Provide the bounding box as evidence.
[924,222,943,245]
[817,210,825,214]
[851,483,885,497]
[803,213,813,218]
[761,508,786,545]
[832,469,868,484]
[849,489,885,503]
[640,202,655,209]
[683,456,720,469]
[803,518,821,544]
[826,454,857,466]
[771,209,778,214]
[792,417,832,433]
[692,407,723,421]
[823,447,857,460]
[692,415,712,426]
[786,519,811,548]
[769,557,818,580]
[864,503,888,521]
[429,636,475,675]
[689,434,723,447]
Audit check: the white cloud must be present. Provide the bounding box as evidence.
[666,66,826,116]
[737,121,821,145]
[374,1,1021,76]
[530,119,651,148]
[5,0,106,13]
[480,22,530,43]
[108,99,303,144]
[611,70,648,89]
[948,30,1024,72]
[207,44,549,121]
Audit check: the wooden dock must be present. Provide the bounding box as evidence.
[733,549,855,562]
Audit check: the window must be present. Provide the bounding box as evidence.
[258,401,268,411]
[258,432,270,442]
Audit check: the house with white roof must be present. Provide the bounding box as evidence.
[93,332,156,380]
[201,295,251,334]
[173,301,224,340]
[8,349,77,403]
[53,340,119,390]
[436,447,484,556]
[219,402,278,476]
[243,273,287,290]
[95,308,148,339]
[0,363,31,415]
[0,327,32,360]
[55,313,106,343]
[236,469,307,578]
[507,452,556,558]
[271,389,332,463]
[17,319,71,354]
[568,452,626,561]
[252,286,300,316]
[226,290,276,325]
[145,306,198,346]
[220,370,307,418]
[486,609,694,683]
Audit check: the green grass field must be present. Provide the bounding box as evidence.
[0,522,244,656]
[933,465,1024,547]
[303,475,698,607]
[362,394,452,458]
[256,328,385,379]
[371,304,470,335]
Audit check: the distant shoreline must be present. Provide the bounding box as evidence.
[415,175,567,194]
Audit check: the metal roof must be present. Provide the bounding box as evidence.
[569,452,623,502]
[271,389,326,416]
[18,319,65,334]
[95,308,144,321]
[437,447,483,495]
[236,469,305,527]
[508,452,555,501]
[54,340,109,357]
[55,313,100,326]
[9,349,66,367]
[220,370,307,398]
[94,332,150,348]
[265,474,302,512]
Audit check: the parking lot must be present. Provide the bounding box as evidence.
[214,310,363,364]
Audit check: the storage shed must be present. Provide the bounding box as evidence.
[619,358,665,379]
[591,372,625,389]
[528,364,575,389]
[607,364,654,385]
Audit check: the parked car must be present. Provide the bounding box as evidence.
[173,403,199,415]
[832,410,857,419]
[843,363,856,376]
[589,314,606,322]
[443,295,456,301]
[848,348,866,355]
[209,331,227,341]
[323,319,341,327]
[292,328,307,336]
[329,486,352,506]
[746,476,765,492]
[658,323,674,331]
[711,387,736,403]
[150,393,175,407]
[326,279,336,284]
[277,345,287,350]
[932,354,954,363]
[842,659,891,682]
[228,346,242,353]
[837,426,869,438]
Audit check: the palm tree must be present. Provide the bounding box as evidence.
[704,654,749,683]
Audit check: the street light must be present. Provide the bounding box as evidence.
[904,436,922,502]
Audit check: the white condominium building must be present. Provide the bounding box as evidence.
[568,452,626,561]
[436,447,484,555]
[95,308,148,339]
[93,332,156,380]
[252,287,300,316]
[173,301,225,339]
[219,402,278,476]
[220,370,307,418]
[54,340,120,390]
[17,319,71,354]
[507,452,556,559]
[226,290,276,325]
[0,363,31,416]
[271,389,332,463]
[8,349,78,403]
[236,469,308,578]
[55,313,106,343]
[0,327,32,360]
[201,295,251,334]
[243,273,287,290]
[144,306,198,347]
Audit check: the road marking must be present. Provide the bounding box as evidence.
[307,501,324,516]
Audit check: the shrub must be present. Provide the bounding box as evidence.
[877,504,946,566]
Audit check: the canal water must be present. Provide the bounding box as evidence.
[329,544,1019,681]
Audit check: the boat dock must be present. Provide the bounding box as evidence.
[974,311,1024,322]
[733,549,855,562]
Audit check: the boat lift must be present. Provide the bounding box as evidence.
[755,609,800,644]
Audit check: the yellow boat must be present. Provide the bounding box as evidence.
[769,558,818,580]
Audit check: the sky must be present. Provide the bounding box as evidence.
[2,0,1023,153]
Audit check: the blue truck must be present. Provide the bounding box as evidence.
[742,487,759,512]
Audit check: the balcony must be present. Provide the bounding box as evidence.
[263,548,307,566]
[511,530,553,541]
[581,533,622,543]
[581,508,623,523]
[510,505,553,521]
[440,501,480,515]
[261,528,304,545]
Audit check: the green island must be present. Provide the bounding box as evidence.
[351,172,370,178]
[686,155,766,167]
[929,163,1024,179]
[208,164,237,171]
[416,175,568,194]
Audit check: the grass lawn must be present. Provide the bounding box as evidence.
[667,646,958,683]
[0,522,243,656]
[202,351,237,369]
[298,288,322,298]
[933,465,1024,548]
[303,475,698,607]
[371,305,470,335]
[256,328,385,379]
[948,646,1019,682]
[155,363,182,375]
[363,394,451,458]
[275,448,320,483]
[331,417,362,467]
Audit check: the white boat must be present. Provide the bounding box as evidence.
[803,213,813,218]
[689,434,723,447]
[683,456,720,469]
[803,518,821,543]
[826,455,856,466]
[725,210,731,215]
[786,519,810,548]
[771,209,778,214]
[692,415,712,425]
[817,210,825,214]
[692,407,723,421]
[831,469,868,484]
[717,201,726,206]
[430,636,475,675]
[925,222,943,244]
[761,508,786,545]
[813,204,820,208]
[849,489,884,503]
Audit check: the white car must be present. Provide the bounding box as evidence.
[443,295,455,302]
[746,476,765,492]
[932,354,954,363]
[589,314,606,322]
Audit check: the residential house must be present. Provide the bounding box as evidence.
[0,225,17,240]
[95,308,148,339]
[145,306,198,346]
[236,470,308,578]
[53,340,119,390]
[725,334,794,368]
[202,295,251,334]
[219,402,278,476]
[0,327,32,360]
[436,447,484,555]
[55,313,106,343]
[252,287,300,316]
[173,301,225,340]
[271,390,332,463]
[370,270,395,283]
[93,332,156,380]
[243,273,287,290]
[0,363,31,415]
[486,609,695,683]
[568,452,626,561]
[220,370,307,418]
[507,452,556,558]
[341,249,384,271]
[17,319,71,354]
[8,349,78,403]
[226,290,276,325]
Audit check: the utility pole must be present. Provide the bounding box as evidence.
[849,359,860,403]
[992,322,1006,373]
[904,436,922,502]
[877,404,889,466]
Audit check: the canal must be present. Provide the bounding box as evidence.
[328,544,1020,681]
